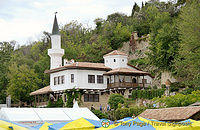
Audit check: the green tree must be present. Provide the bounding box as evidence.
[176,0,186,6]
[0,42,15,103]
[153,90,200,107]
[108,94,125,110]
[107,13,128,26]
[91,110,108,119]
[142,2,144,9]
[131,2,140,17]
[7,63,42,105]
[110,23,131,50]
[94,18,104,34]
[148,22,179,71]
[174,0,200,87]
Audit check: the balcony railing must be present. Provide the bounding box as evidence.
[107,82,140,88]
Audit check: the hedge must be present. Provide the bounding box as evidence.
[131,89,165,100]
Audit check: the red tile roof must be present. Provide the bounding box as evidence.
[45,62,111,74]
[103,50,127,57]
[30,86,52,95]
[104,67,152,77]
[139,106,200,121]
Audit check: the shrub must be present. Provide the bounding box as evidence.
[181,88,194,95]
[147,86,152,90]
[153,85,158,89]
[108,94,125,110]
[47,98,64,107]
[153,90,200,107]
[129,106,146,117]
[131,89,165,100]
[115,108,130,120]
[131,90,137,100]
[115,106,147,120]
[170,82,185,92]
[92,110,108,119]
[66,91,73,108]
[161,84,166,89]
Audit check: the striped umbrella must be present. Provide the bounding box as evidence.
[49,118,101,130]
[0,119,34,130]
[32,122,53,130]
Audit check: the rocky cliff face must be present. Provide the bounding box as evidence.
[119,32,177,87]
[119,32,161,87]
[119,32,150,61]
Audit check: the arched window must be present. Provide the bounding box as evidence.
[132,78,137,83]
[114,59,116,62]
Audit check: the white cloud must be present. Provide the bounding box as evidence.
[0,0,167,45]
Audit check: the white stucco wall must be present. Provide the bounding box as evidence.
[103,55,128,69]
[48,34,64,69]
[50,69,107,91]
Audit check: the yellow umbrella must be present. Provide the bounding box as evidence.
[49,118,101,130]
[33,122,53,130]
[40,122,53,130]
[0,119,30,130]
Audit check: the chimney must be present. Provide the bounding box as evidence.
[70,59,75,63]
[64,59,69,66]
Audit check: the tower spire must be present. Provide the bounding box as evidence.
[52,12,59,35]
[48,12,64,69]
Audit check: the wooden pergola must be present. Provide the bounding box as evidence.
[104,68,152,88]
[30,86,53,106]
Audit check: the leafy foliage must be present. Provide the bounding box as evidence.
[169,82,185,92]
[0,42,14,103]
[153,90,200,107]
[7,64,42,104]
[47,98,64,107]
[131,2,140,17]
[174,0,200,87]
[131,89,165,100]
[65,89,83,108]
[108,94,125,110]
[91,110,108,119]
[115,106,148,120]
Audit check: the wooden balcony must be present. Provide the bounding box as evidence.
[107,82,139,88]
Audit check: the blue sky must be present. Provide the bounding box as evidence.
[0,0,167,45]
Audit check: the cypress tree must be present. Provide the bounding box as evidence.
[131,2,140,17]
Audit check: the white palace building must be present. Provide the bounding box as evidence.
[30,14,153,109]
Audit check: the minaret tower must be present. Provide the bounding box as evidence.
[48,12,64,69]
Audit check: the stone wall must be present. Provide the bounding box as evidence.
[80,89,132,110]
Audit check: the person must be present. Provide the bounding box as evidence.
[107,104,110,111]
[143,100,146,107]
[132,113,136,118]
[91,104,95,111]
[104,105,107,112]
[100,104,102,112]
